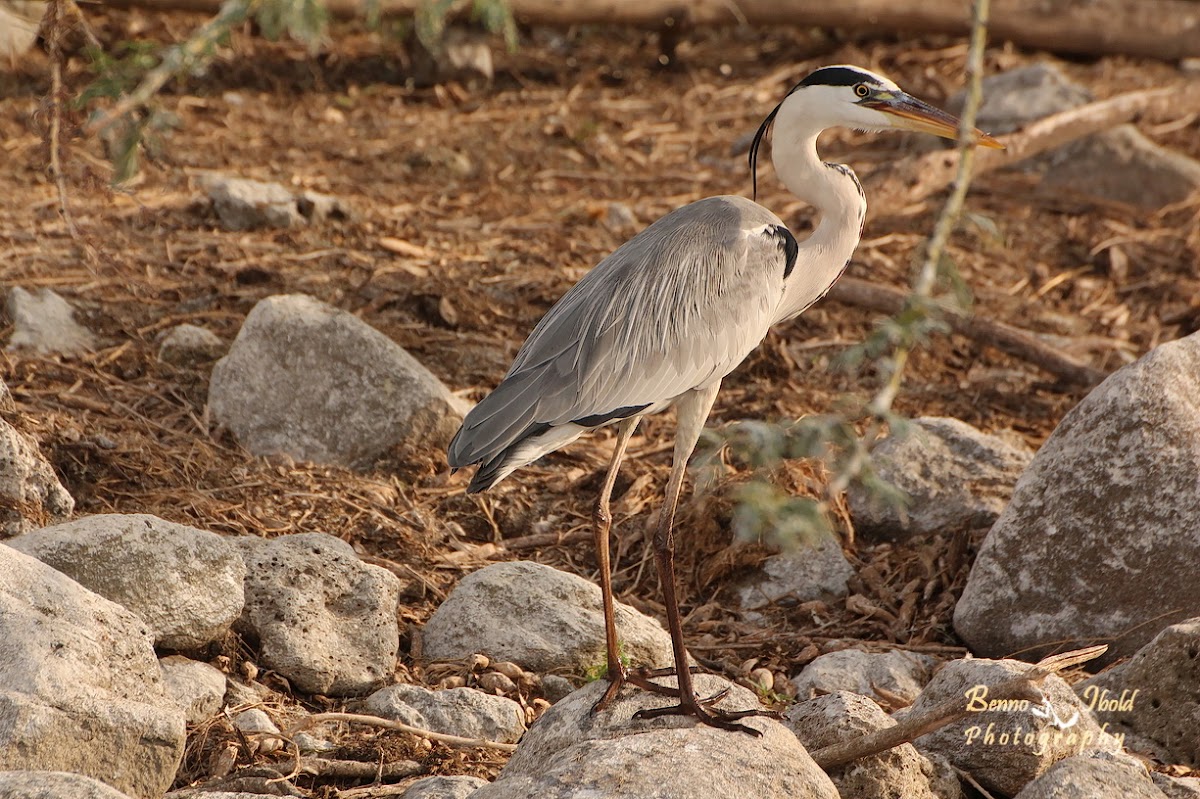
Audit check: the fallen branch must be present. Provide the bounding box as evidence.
[298,757,424,779]
[826,278,1108,388]
[867,84,1200,210]
[90,0,1200,60]
[290,711,519,753]
[810,644,1108,770]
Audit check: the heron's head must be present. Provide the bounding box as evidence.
[750,64,1003,194]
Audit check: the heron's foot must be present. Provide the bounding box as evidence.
[592,665,725,712]
[633,695,779,737]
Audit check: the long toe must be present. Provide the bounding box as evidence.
[632,699,771,737]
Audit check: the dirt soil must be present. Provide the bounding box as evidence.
[2,11,1199,793]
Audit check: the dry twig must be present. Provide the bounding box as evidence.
[289,712,519,753]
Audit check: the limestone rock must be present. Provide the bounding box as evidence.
[0,771,135,799]
[951,63,1092,135]
[1076,619,1200,765]
[399,776,489,799]
[157,324,226,365]
[785,691,963,799]
[209,294,462,466]
[159,656,227,725]
[201,174,350,230]
[421,561,674,674]
[472,675,838,799]
[0,545,185,799]
[236,532,400,696]
[910,658,1114,797]
[955,334,1200,665]
[361,684,526,744]
[736,537,854,609]
[791,648,938,705]
[6,287,96,356]
[0,418,74,537]
[848,417,1032,540]
[232,707,282,754]
[9,513,245,650]
[1013,750,1168,799]
[1154,774,1200,799]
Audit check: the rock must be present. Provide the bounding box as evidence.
[0,545,185,799]
[201,174,350,230]
[422,561,675,674]
[1012,750,1168,799]
[784,691,963,799]
[848,417,1032,540]
[1042,125,1200,209]
[910,657,1114,797]
[950,63,1092,135]
[736,537,854,609]
[399,775,489,799]
[472,674,837,799]
[0,2,44,66]
[361,684,526,744]
[159,656,226,725]
[1154,774,1200,799]
[6,287,97,356]
[602,202,638,233]
[540,675,575,703]
[236,532,400,696]
[8,513,245,651]
[0,771,135,799]
[232,708,283,754]
[157,324,226,365]
[955,334,1200,665]
[294,731,335,754]
[1076,619,1200,765]
[209,294,463,466]
[0,418,74,537]
[791,648,939,704]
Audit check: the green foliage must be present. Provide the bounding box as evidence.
[78,41,160,106]
[582,643,629,683]
[416,0,518,52]
[254,0,329,49]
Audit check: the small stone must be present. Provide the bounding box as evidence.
[1013,750,1168,798]
[791,649,938,705]
[421,561,675,674]
[295,731,335,754]
[399,775,490,799]
[540,674,575,703]
[232,708,282,754]
[602,202,637,233]
[201,174,350,231]
[8,513,246,651]
[159,656,227,725]
[157,324,226,366]
[749,668,774,693]
[736,537,854,610]
[478,672,517,695]
[490,661,525,681]
[361,684,526,744]
[948,63,1092,135]
[0,417,75,537]
[6,287,97,356]
[0,770,135,799]
[209,294,463,466]
[235,532,400,696]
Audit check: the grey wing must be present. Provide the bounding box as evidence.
[448,195,792,469]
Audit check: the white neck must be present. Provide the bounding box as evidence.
[770,127,867,322]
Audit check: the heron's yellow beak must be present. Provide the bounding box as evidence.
[868,93,1005,150]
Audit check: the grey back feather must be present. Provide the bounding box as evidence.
[448,195,788,468]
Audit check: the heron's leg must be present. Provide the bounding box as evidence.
[591,417,640,712]
[632,383,772,736]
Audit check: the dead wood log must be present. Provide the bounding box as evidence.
[810,645,1108,770]
[865,84,1200,211]
[91,0,1200,60]
[827,278,1109,388]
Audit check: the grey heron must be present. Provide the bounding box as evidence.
[448,64,1002,734]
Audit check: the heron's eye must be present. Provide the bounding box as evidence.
[853,83,870,98]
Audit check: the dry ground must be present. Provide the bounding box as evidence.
[2,11,1199,791]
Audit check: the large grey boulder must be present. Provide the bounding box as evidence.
[910,658,1113,797]
[8,514,245,650]
[848,417,1031,540]
[791,648,938,704]
[0,418,74,537]
[1013,750,1169,799]
[236,532,400,696]
[471,675,838,799]
[0,771,135,799]
[785,691,962,799]
[361,683,526,743]
[0,546,186,799]
[1076,619,1200,765]
[955,334,1200,665]
[421,561,674,674]
[5,287,96,356]
[208,294,462,466]
[399,776,489,799]
[736,537,854,609]
[952,62,1092,135]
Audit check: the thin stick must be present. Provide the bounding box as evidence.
[298,757,424,779]
[810,644,1108,769]
[289,711,519,753]
[43,0,81,240]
